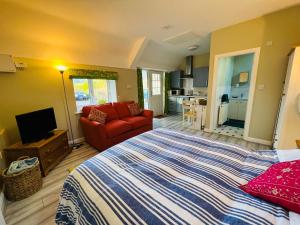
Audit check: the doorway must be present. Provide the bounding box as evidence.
[210,48,260,140]
[142,69,164,116]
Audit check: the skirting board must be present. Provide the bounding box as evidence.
[68,137,85,145]
[204,128,212,133]
[244,136,272,146]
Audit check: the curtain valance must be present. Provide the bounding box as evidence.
[68,69,118,80]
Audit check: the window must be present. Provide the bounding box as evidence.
[151,73,161,95]
[72,79,117,112]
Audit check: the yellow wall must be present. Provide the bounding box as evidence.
[206,5,300,141]
[178,53,210,70]
[0,58,137,144]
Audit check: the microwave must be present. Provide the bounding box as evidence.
[169,90,181,96]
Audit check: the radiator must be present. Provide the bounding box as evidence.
[218,103,228,125]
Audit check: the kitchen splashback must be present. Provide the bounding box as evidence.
[231,86,249,99]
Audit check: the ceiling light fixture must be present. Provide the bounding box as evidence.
[187,45,199,51]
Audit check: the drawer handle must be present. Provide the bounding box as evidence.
[47,159,53,163]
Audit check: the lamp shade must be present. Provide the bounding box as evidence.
[56,65,68,73]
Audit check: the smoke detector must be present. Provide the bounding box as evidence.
[161,25,173,30]
[187,45,199,51]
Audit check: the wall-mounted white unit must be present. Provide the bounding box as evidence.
[0,54,16,72]
[218,103,229,125]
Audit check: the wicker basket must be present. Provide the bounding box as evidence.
[2,156,43,201]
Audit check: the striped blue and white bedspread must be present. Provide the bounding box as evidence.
[56,128,290,225]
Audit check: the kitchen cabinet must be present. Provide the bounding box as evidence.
[228,101,239,119]
[168,97,177,113]
[228,99,247,120]
[170,70,183,89]
[168,96,188,113]
[193,67,209,87]
[237,101,247,120]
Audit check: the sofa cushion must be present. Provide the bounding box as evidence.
[128,102,143,116]
[82,103,119,122]
[105,120,132,138]
[88,107,107,125]
[113,101,134,118]
[122,116,151,129]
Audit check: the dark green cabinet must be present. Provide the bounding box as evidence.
[168,96,189,113]
[170,70,183,89]
[168,97,177,113]
[193,67,209,87]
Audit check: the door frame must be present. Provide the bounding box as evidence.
[209,47,261,141]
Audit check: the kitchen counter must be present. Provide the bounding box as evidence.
[230,98,248,101]
[168,95,207,113]
[169,95,207,98]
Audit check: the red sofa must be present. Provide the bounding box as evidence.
[80,101,153,151]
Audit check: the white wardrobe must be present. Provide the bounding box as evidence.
[273,47,300,149]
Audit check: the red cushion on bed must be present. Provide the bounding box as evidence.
[240,160,300,213]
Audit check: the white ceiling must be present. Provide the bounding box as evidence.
[1,0,300,70]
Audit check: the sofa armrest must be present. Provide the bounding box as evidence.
[80,117,108,150]
[142,109,154,120]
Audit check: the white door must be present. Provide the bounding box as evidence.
[148,71,164,116]
[273,50,295,148]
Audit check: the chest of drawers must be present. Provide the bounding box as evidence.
[3,130,70,176]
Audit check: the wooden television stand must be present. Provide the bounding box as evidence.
[3,130,71,176]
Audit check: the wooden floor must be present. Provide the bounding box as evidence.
[4,115,270,225]
[4,144,98,225]
[154,114,271,151]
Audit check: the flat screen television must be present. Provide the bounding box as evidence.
[16,107,57,144]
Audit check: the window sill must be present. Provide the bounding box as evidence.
[75,111,83,115]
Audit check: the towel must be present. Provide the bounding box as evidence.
[7,157,39,175]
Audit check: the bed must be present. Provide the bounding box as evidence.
[56,128,298,225]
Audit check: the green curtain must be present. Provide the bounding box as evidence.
[164,72,171,114]
[137,68,144,108]
[69,68,118,80]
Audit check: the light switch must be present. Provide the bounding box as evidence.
[258,84,265,90]
[126,85,132,89]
